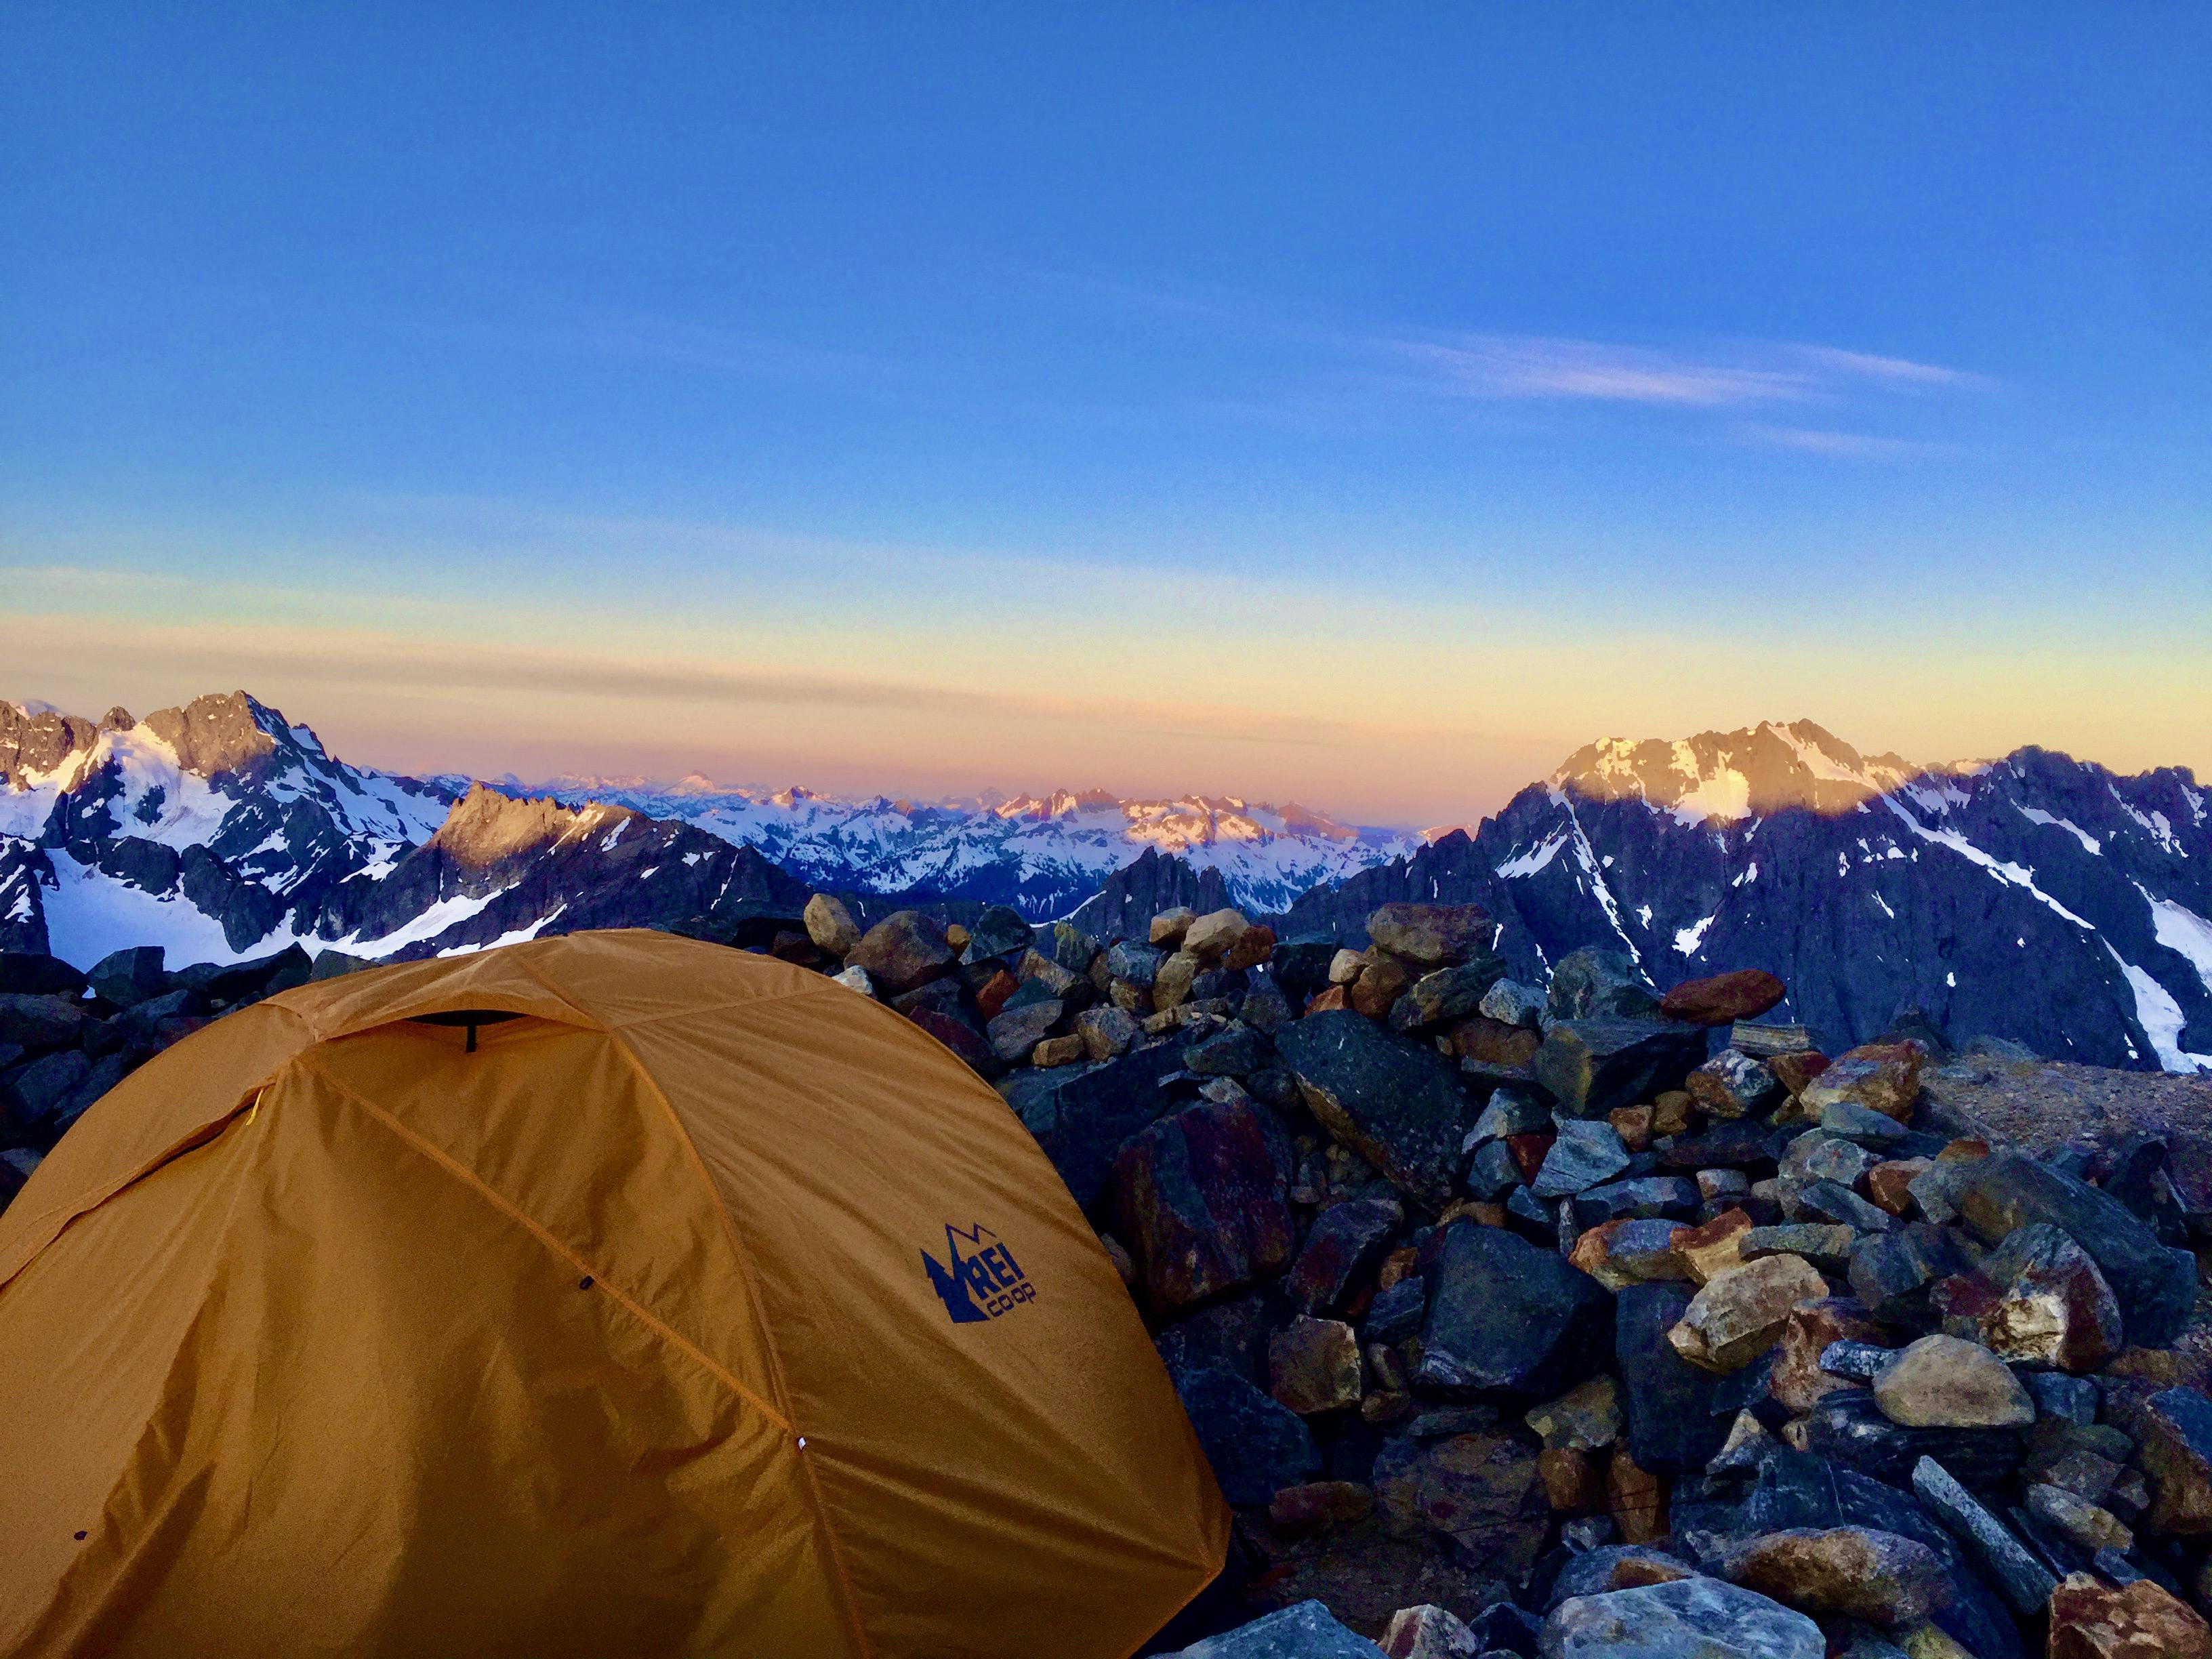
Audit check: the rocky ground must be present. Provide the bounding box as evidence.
[5,904,2212,1658]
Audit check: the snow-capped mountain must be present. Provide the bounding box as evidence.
[0,691,1408,967]
[0,693,806,966]
[523,776,1418,920]
[1280,720,2212,1073]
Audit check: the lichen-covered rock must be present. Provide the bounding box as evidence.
[1365,902,1496,970]
[1535,1019,1708,1120]
[1959,1223,2123,1372]
[1800,1042,1925,1122]
[1687,1049,1784,1119]
[1269,1316,1364,1414]
[800,892,863,957]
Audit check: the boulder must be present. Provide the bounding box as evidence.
[958,903,1031,964]
[1870,1336,2034,1429]
[2024,1482,2131,1553]
[1184,908,1250,964]
[1269,1316,1363,1414]
[1275,1011,1476,1208]
[1416,1222,1612,1396]
[0,993,89,1054]
[1614,1282,1725,1474]
[1169,1366,1321,1507]
[1799,1042,1923,1123]
[1372,1431,1549,1576]
[907,1008,1000,1076]
[1919,1151,2196,1346]
[87,944,167,1008]
[1479,978,1546,1028]
[1963,1223,2123,1373]
[1811,1390,2024,1488]
[1531,1120,1632,1199]
[1185,1025,1267,1077]
[1849,1223,1972,1324]
[1376,1603,1479,1659]
[1364,902,1494,970]
[1349,956,1411,1020]
[1546,947,1661,1021]
[1541,1576,1822,1659]
[1768,1297,1896,1414]
[1364,1276,1426,1346]
[2046,1572,2212,1659]
[1535,1019,1707,1120]
[1721,1525,1946,1626]
[0,954,87,997]
[1660,969,1786,1028]
[1390,958,1508,1032]
[1668,1254,1827,1373]
[1509,1380,1616,1463]
[2137,1385,2212,1534]
[1909,1455,2055,1617]
[1111,1096,1294,1317]
[986,998,1063,1064]
[1686,1050,1784,1120]
[801,893,864,957]
[1569,1218,1691,1291]
[845,909,955,994]
[1073,1004,1143,1062]
[1030,1034,1085,1068]
[1153,951,1204,1011]
[1572,1176,1702,1229]
[1287,1197,1402,1315]
[1174,1600,1385,1658]
[1149,907,1197,948]
[1012,1038,1189,1210]
[1223,925,1276,972]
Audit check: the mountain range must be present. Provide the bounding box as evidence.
[3,693,2208,1073]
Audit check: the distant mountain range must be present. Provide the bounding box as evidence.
[1278,719,2212,1073]
[0,691,1409,966]
[3,693,2208,1073]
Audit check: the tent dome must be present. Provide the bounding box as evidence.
[0,930,1226,1657]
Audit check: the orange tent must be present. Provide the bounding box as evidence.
[0,930,1225,1658]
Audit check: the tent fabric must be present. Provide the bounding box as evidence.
[0,929,1227,1658]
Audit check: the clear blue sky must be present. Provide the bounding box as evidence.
[5,5,2207,821]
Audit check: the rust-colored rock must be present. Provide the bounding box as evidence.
[1223,924,1277,971]
[1769,1296,1896,1414]
[1668,1252,1828,1371]
[1538,1446,1605,1514]
[1660,968,1786,1027]
[2048,1572,2212,1659]
[1766,1050,1831,1097]
[1868,1157,1931,1216]
[1448,1015,1542,1069]
[1030,1033,1086,1068]
[1307,985,1351,1014]
[1269,1316,1363,1414]
[1802,1041,1925,1122]
[1504,1131,1555,1186]
[1364,902,1496,969]
[1350,955,1411,1019]
[1607,1444,1666,1544]
[1723,1525,1945,1626]
[975,968,1020,1023]
[1609,1104,1655,1153]
[1669,1208,1753,1286]
[1109,1096,1294,1317]
[1373,1431,1550,1577]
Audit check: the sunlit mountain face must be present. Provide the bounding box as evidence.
[1282,721,2212,1073]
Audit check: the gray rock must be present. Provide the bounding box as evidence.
[958,903,1032,964]
[1546,947,1661,1021]
[0,993,89,1054]
[1910,1454,2058,1615]
[1417,1222,1612,1397]
[1572,1176,1701,1228]
[1818,1099,1910,1149]
[1008,1040,1187,1209]
[88,943,167,1007]
[1105,940,1163,988]
[1531,1120,1632,1199]
[1174,1599,1385,1658]
[1275,1010,1477,1208]
[1170,1366,1320,1507]
[1462,1137,1523,1201]
[1479,978,1547,1028]
[2024,1371,2099,1427]
[1847,1223,1973,1324]
[1540,1576,1822,1658]
[1742,1225,1857,1275]
[1467,1087,1551,1146]
[1791,1180,1896,1234]
[1185,1024,1267,1077]
[985,998,1063,1063]
[1807,1389,2025,1488]
[1391,956,1509,1032]
[1364,1274,1427,1345]
[1818,1340,1898,1380]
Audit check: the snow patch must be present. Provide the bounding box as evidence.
[2014,804,2101,855]
[1496,834,1568,880]
[2104,941,2212,1073]
[1674,916,1715,957]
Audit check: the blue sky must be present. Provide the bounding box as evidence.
[5,5,2208,821]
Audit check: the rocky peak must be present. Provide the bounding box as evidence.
[426,784,639,872]
[0,701,102,789]
[1553,719,1920,821]
[138,691,282,781]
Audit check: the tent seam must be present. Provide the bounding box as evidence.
[503,954,880,1659]
[298,1055,799,1438]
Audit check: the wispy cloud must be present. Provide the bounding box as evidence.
[1391,333,1980,410]
[1400,335,1814,407]
[1735,424,1944,461]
